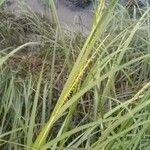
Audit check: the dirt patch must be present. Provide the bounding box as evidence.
[3,0,94,33]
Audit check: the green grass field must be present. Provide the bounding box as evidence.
[0,0,150,149]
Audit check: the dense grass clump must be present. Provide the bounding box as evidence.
[0,0,150,149]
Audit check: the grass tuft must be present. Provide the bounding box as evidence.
[0,0,150,150]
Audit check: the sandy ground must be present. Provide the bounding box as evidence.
[4,0,94,33]
[57,0,94,32]
[4,0,150,33]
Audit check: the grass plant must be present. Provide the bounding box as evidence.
[0,0,150,149]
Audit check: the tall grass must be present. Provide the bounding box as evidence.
[0,0,150,150]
